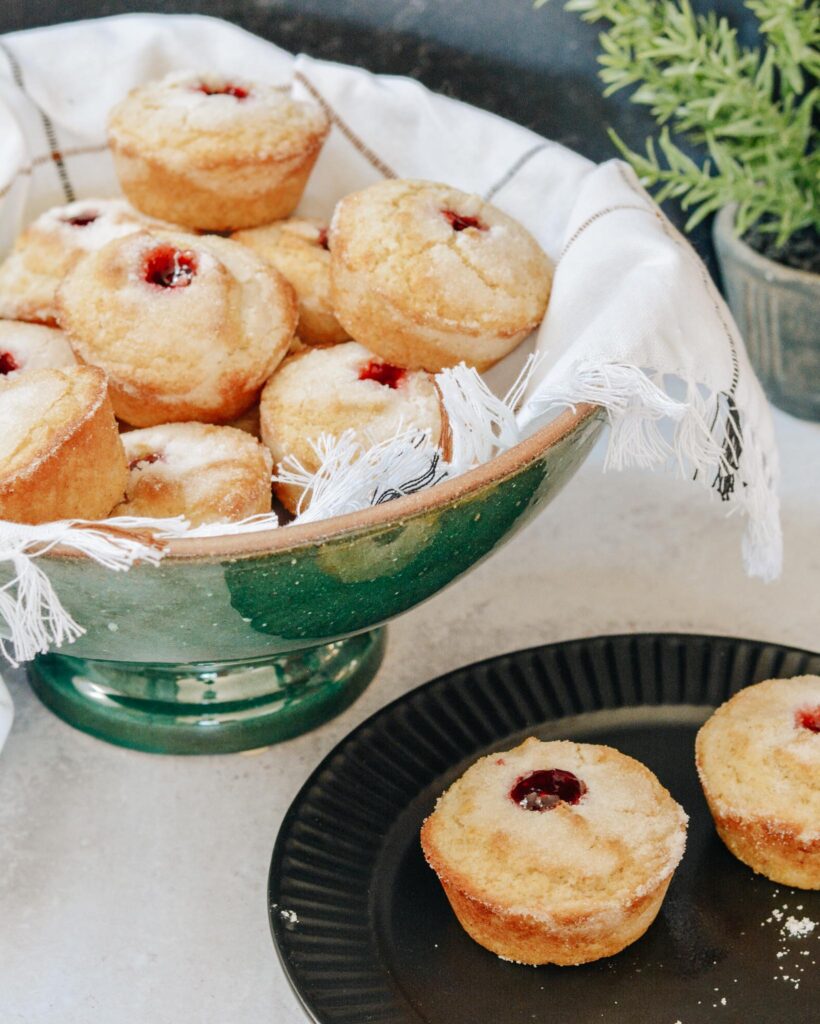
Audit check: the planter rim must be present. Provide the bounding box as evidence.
[714,205,819,287]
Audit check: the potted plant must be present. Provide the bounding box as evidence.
[538,0,819,420]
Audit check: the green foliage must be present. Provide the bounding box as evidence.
[536,0,819,245]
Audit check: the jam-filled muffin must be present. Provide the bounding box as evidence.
[421,737,688,965]
[113,423,272,525]
[696,676,820,889]
[232,218,349,346]
[329,179,553,372]
[108,72,330,231]
[0,366,126,524]
[0,198,162,325]
[0,321,75,377]
[57,230,297,427]
[260,341,446,514]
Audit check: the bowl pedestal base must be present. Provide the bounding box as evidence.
[27,628,385,754]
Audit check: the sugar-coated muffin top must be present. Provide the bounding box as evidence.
[115,422,273,525]
[330,179,552,334]
[422,737,687,923]
[0,321,75,377]
[57,229,296,422]
[0,366,107,478]
[260,341,442,468]
[0,199,163,324]
[108,71,330,167]
[25,198,160,255]
[696,676,820,842]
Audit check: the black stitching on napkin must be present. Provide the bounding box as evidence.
[0,145,108,202]
[713,394,744,501]
[484,142,549,202]
[0,40,76,203]
[558,204,652,262]
[613,164,746,495]
[372,448,447,505]
[294,70,397,179]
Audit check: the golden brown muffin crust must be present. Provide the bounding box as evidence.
[114,422,273,525]
[259,341,443,513]
[421,737,687,964]
[232,218,348,346]
[696,676,820,888]
[0,366,127,524]
[330,179,553,371]
[58,230,297,426]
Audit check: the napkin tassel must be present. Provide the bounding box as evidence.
[275,358,536,525]
[277,428,447,525]
[524,361,781,581]
[0,550,83,668]
[434,360,530,471]
[0,519,169,666]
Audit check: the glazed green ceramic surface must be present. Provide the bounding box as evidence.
[26,413,602,662]
[10,410,603,752]
[28,629,385,755]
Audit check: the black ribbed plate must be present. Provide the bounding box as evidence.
[269,634,820,1024]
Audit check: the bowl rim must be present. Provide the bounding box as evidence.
[48,403,598,562]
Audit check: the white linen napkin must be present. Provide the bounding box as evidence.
[0,13,781,668]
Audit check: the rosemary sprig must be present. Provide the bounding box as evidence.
[537,0,819,246]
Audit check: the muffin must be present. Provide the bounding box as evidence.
[0,321,76,377]
[107,72,330,231]
[329,179,553,372]
[113,422,273,525]
[0,198,162,325]
[260,341,446,514]
[421,737,688,965]
[57,229,297,427]
[232,218,349,346]
[696,676,820,889]
[0,366,127,524]
[226,403,261,438]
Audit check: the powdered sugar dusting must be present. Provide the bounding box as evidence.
[0,322,75,376]
[36,198,148,251]
[110,70,327,156]
[783,916,815,938]
[760,891,818,990]
[270,902,299,930]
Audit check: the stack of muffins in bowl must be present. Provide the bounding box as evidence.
[0,71,555,527]
[0,71,604,753]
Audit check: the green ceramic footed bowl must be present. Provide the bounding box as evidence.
[23,405,602,753]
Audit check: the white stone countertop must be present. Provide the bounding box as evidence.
[0,407,817,1024]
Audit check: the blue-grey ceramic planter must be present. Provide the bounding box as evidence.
[714,205,820,421]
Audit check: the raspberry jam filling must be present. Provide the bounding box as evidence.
[510,769,587,811]
[62,211,99,228]
[0,352,18,375]
[796,706,820,733]
[359,360,406,389]
[198,83,249,100]
[442,209,487,232]
[317,227,330,251]
[128,452,162,472]
[144,246,198,289]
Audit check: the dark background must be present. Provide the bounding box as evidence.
[0,1,760,279]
